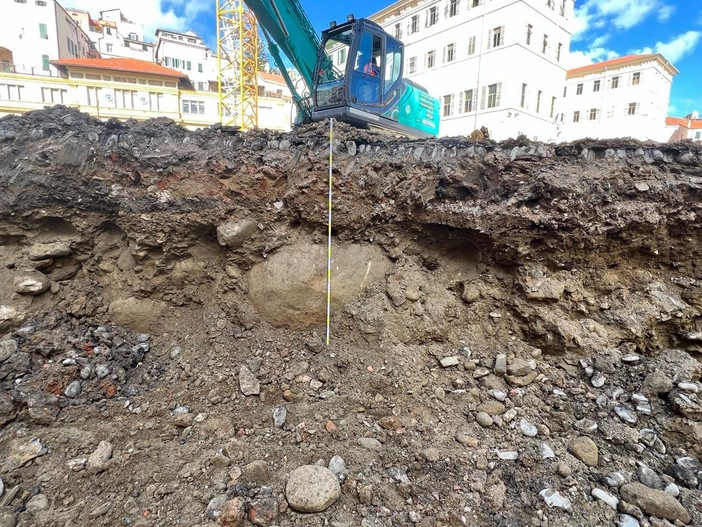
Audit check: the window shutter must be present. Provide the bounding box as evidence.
[443,46,447,63]
[480,86,486,110]
[496,83,502,107]
[487,29,492,49]
[500,26,505,46]
[606,78,611,88]
[458,91,464,113]
[444,4,449,17]
[425,11,429,27]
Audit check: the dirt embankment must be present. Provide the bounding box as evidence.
[0,106,701,527]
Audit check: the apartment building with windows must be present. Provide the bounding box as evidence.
[560,54,678,142]
[155,29,217,93]
[1,0,92,76]
[666,112,702,142]
[0,57,292,131]
[372,0,575,140]
[67,8,154,61]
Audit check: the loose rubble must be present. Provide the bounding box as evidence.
[0,107,700,526]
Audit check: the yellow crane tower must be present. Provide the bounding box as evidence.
[216,0,259,130]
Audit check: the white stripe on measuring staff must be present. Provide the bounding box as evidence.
[325,118,334,345]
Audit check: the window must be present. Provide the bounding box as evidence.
[526,24,532,45]
[41,87,65,104]
[593,80,600,92]
[462,89,474,112]
[520,83,527,108]
[129,32,137,40]
[142,44,148,51]
[163,57,171,66]
[106,27,112,35]
[695,131,701,140]
[468,36,476,55]
[39,23,48,39]
[536,90,542,113]
[550,96,556,118]
[114,89,137,109]
[394,23,402,40]
[445,43,455,63]
[563,86,567,97]
[411,15,419,34]
[408,56,416,74]
[124,41,130,48]
[0,84,24,100]
[426,50,435,68]
[198,82,204,91]
[186,61,192,71]
[42,54,49,70]
[490,26,504,48]
[573,111,580,122]
[546,0,554,9]
[106,43,113,52]
[449,0,459,17]
[182,100,205,115]
[198,63,203,73]
[560,0,566,16]
[443,94,454,117]
[611,76,619,89]
[589,108,599,120]
[627,102,639,116]
[36,0,47,5]
[188,38,196,43]
[481,82,501,109]
[542,34,548,54]
[632,72,640,85]
[557,43,562,62]
[576,83,583,95]
[472,0,482,6]
[15,0,27,3]
[427,6,438,26]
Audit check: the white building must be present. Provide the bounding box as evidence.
[666,112,702,142]
[560,54,678,142]
[371,0,575,140]
[155,29,217,93]
[0,57,293,131]
[0,0,92,76]
[67,8,154,61]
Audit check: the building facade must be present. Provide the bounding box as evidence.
[666,113,702,142]
[0,57,292,131]
[155,29,217,93]
[0,0,92,76]
[560,54,678,142]
[67,8,155,62]
[372,0,575,140]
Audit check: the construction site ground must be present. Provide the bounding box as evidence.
[0,107,701,527]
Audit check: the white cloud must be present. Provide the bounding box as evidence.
[566,47,620,69]
[633,31,702,64]
[64,1,192,40]
[657,5,675,22]
[575,0,664,35]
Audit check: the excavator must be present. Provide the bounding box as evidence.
[243,0,440,138]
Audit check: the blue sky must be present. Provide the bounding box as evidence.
[68,1,702,116]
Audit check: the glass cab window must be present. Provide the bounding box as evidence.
[351,32,382,105]
[315,28,352,108]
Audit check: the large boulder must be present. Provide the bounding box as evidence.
[248,243,389,328]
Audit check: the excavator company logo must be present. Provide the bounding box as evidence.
[405,105,411,114]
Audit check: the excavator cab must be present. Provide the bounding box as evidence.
[312,18,440,138]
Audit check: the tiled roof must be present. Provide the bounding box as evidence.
[51,57,187,78]
[666,116,702,129]
[259,71,286,84]
[567,53,678,78]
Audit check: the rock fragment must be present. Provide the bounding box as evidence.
[87,440,114,473]
[568,436,599,467]
[619,483,690,524]
[285,465,340,512]
[239,366,260,396]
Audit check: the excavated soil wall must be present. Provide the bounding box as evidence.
[0,107,701,527]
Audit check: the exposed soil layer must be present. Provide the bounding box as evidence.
[0,106,701,527]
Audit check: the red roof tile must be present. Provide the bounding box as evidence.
[666,116,702,129]
[259,71,286,85]
[567,53,678,78]
[50,57,187,79]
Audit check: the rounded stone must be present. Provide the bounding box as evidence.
[285,465,341,512]
[476,411,494,427]
[568,436,599,467]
